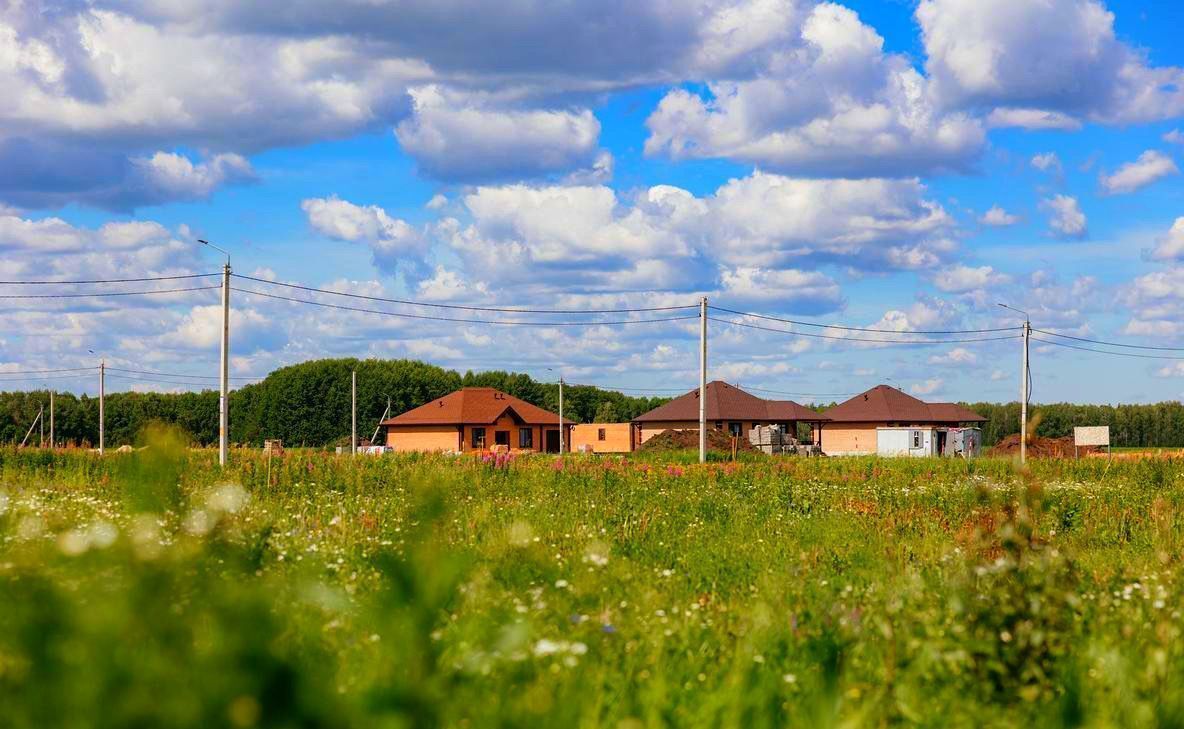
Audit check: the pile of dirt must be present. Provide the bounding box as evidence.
[638,428,760,454]
[988,434,1100,458]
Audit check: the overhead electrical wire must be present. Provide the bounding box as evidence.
[0,366,95,374]
[0,372,98,383]
[104,373,227,388]
[1031,335,1184,361]
[740,385,855,398]
[232,286,701,327]
[708,305,1021,335]
[0,273,220,285]
[105,367,260,382]
[1032,328,1184,352]
[0,285,221,299]
[708,316,1025,345]
[232,273,698,314]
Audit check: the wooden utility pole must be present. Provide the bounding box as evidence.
[1021,318,1030,465]
[49,389,54,449]
[351,369,357,455]
[699,296,708,464]
[99,360,105,455]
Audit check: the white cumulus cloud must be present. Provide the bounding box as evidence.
[979,205,1020,227]
[1041,195,1087,238]
[1098,150,1179,195]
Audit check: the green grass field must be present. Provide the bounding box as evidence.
[2,435,1183,728]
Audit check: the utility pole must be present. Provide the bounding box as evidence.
[998,303,1030,466]
[1021,318,1031,465]
[699,296,708,464]
[39,400,44,447]
[351,369,357,455]
[558,375,564,454]
[200,239,231,468]
[49,389,54,449]
[99,360,105,455]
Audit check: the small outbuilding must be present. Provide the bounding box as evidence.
[380,387,572,454]
[571,423,635,453]
[819,385,985,456]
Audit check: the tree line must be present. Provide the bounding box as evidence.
[0,358,670,448]
[3,358,1182,448]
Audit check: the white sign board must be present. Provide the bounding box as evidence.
[1074,426,1110,447]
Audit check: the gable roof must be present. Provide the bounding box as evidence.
[632,381,828,423]
[822,385,986,423]
[381,388,572,427]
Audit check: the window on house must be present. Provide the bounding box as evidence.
[495,431,510,447]
[728,422,742,437]
[911,430,922,449]
[519,428,533,448]
[598,428,606,441]
[471,428,485,449]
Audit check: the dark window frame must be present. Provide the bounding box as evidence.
[494,430,510,447]
[519,427,533,448]
[597,428,606,441]
[471,427,486,449]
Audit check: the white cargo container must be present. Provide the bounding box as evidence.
[876,427,938,457]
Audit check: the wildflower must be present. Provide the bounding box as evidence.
[783,673,797,684]
[554,579,569,589]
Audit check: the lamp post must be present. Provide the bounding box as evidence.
[998,303,1031,465]
[199,239,231,467]
[547,367,565,454]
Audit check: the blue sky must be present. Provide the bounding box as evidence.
[2,0,1184,404]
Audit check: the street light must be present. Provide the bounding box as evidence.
[997,303,1032,465]
[547,367,564,455]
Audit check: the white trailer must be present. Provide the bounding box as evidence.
[876,427,939,457]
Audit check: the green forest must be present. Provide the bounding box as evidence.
[3,357,1182,448]
[0,358,669,448]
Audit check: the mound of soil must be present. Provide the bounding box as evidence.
[989,434,1099,458]
[638,428,760,454]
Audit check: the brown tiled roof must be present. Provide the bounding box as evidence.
[381,388,573,426]
[822,385,986,423]
[632,381,828,423]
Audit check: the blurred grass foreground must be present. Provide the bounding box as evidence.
[3,430,1184,727]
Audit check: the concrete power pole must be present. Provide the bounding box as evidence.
[99,360,105,455]
[1021,318,1030,466]
[219,259,231,467]
[699,296,708,464]
[351,369,357,455]
[558,376,564,454]
[49,389,54,449]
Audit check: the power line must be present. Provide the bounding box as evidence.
[0,372,97,383]
[105,367,260,382]
[741,385,855,398]
[709,316,1025,344]
[104,374,218,388]
[0,285,220,299]
[1032,328,1184,352]
[0,366,95,374]
[1031,335,1184,361]
[0,273,220,285]
[708,305,1020,335]
[233,274,698,314]
[567,383,690,393]
[233,286,701,327]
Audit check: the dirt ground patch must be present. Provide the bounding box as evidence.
[638,428,760,454]
[989,434,1100,458]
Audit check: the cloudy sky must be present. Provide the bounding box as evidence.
[3,0,1184,404]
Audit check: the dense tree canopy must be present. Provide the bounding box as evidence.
[3,360,1181,448]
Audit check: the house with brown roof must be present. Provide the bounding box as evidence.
[632,381,829,448]
[380,387,573,453]
[819,385,986,456]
